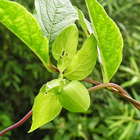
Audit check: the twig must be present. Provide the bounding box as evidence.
[84,78,101,85]
[0,110,32,137]
[1,78,140,137]
[84,78,140,110]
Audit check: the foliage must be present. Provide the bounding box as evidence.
[1,0,123,132]
[34,0,78,50]
[41,92,140,140]
[29,80,62,132]
[64,34,97,80]
[52,24,79,73]
[0,0,140,140]
[86,0,123,83]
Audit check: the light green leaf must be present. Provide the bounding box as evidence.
[75,7,94,37]
[86,0,123,83]
[29,79,62,132]
[118,123,134,140]
[0,0,50,71]
[64,34,97,80]
[52,24,78,73]
[34,0,78,50]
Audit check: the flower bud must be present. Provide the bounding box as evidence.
[59,81,90,112]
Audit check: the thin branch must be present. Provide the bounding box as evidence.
[1,78,140,137]
[0,66,59,137]
[0,110,32,137]
[84,78,140,110]
[84,78,101,85]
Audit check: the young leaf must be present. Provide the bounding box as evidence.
[34,0,78,50]
[64,34,97,80]
[75,7,94,37]
[0,0,50,71]
[86,0,123,83]
[52,24,78,73]
[29,79,62,132]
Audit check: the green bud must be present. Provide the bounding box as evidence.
[59,81,90,112]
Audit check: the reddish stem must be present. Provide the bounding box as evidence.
[84,78,101,85]
[0,110,32,137]
[88,83,140,109]
[84,78,140,110]
[1,78,140,137]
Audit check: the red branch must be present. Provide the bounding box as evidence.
[1,78,140,137]
[84,78,140,110]
[0,110,32,137]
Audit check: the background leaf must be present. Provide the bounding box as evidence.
[29,81,62,132]
[34,0,78,51]
[76,7,94,37]
[0,0,49,70]
[52,24,78,73]
[86,0,123,83]
[64,34,97,80]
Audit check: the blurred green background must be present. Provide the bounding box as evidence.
[0,0,140,140]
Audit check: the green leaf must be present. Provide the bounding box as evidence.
[75,7,94,37]
[64,34,97,80]
[118,122,134,140]
[29,79,62,132]
[34,0,78,50]
[86,0,123,83]
[0,0,50,71]
[52,24,78,73]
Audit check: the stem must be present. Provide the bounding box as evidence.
[1,78,140,137]
[0,61,60,137]
[46,57,60,73]
[0,110,32,137]
[84,78,140,110]
[84,78,101,85]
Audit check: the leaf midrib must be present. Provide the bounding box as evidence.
[47,1,59,44]
[65,40,94,75]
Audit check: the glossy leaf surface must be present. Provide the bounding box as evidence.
[52,24,78,73]
[29,79,62,132]
[64,34,97,80]
[76,7,94,36]
[0,0,49,70]
[86,0,123,83]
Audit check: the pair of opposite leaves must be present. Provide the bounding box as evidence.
[52,24,97,81]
